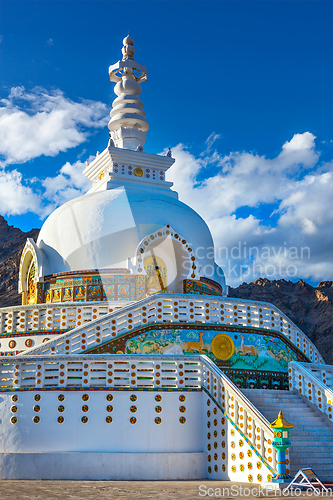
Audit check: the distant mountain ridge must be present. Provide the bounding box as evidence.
[229,278,333,364]
[0,216,332,363]
[0,216,39,308]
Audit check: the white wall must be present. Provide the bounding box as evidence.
[0,388,274,482]
[0,390,203,453]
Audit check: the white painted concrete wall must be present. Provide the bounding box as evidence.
[0,390,202,453]
[0,452,206,480]
[0,388,274,482]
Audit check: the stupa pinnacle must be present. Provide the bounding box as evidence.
[108,35,149,150]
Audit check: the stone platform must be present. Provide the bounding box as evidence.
[0,480,331,500]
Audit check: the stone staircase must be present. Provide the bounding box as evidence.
[242,389,333,482]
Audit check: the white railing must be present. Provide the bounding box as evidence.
[0,352,277,472]
[289,361,333,422]
[19,293,323,363]
[0,354,198,391]
[202,356,276,470]
[0,301,131,335]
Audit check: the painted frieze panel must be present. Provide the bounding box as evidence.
[124,329,297,373]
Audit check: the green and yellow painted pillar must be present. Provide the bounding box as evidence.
[269,411,293,482]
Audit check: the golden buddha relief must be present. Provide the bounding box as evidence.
[88,285,100,299]
[27,262,37,305]
[53,289,61,301]
[104,285,114,296]
[144,256,167,296]
[63,288,73,301]
[75,286,86,299]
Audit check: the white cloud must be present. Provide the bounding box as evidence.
[0,86,108,167]
[166,133,333,286]
[202,132,221,154]
[42,159,91,215]
[46,38,54,46]
[0,157,93,218]
[0,170,40,215]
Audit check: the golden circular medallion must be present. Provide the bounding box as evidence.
[211,334,235,360]
[134,168,143,177]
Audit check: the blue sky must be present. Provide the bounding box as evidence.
[0,1,332,286]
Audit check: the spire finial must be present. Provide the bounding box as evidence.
[108,35,149,150]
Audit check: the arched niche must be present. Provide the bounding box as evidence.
[19,238,43,305]
[131,225,198,294]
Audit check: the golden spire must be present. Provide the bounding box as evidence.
[269,411,294,429]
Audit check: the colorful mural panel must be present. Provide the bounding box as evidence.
[125,329,297,373]
[42,271,146,304]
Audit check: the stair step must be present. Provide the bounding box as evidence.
[291,430,333,435]
[290,464,333,471]
[241,387,333,477]
[242,390,297,396]
[290,444,333,452]
[290,458,333,464]
[291,452,333,457]
[260,414,323,421]
[290,439,333,443]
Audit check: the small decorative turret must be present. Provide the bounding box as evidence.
[270,411,294,483]
[108,35,149,150]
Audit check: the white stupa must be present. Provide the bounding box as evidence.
[19,35,227,305]
[0,35,330,485]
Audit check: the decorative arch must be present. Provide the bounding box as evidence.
[19,238,43,305]
[131,225,199,294]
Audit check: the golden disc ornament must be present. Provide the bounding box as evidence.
[134,168,143,177]
[211,334,235,360]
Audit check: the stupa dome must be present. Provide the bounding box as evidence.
[19,35,227,304]
[36,182,226,293]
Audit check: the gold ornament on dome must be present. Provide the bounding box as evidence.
[134,168,143,177]
[211,334,235,360]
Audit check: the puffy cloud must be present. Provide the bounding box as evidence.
[166,133,333,286]
[0,86,108,167]
[0,170,40,215]
[42,160,91,215]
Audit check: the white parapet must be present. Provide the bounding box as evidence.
[0,354,277,482]
[289,361,333,422]
[13,293,323,364]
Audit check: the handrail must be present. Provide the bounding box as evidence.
[17,293,323,364]
[0,352,277,472]
[289,361,333,422]
[0,301,131,335]
[205,357,273,431]
[201,355,276,470]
